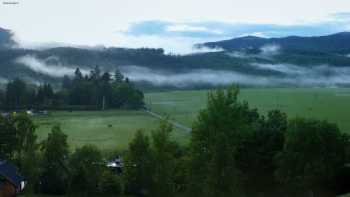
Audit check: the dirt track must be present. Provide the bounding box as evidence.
[143,110,192,133]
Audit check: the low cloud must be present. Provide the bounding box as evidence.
[226,51,250,59]
[260,44,281,56]
[15,41,107,51]
[15,55,89,78]
[190,46,224,54]
[113,34,224,55]
[0,77,8,84]
[118,13,350,54]
[227,44,281,59]
[166,25,223,35]
[251,63,350,86]
[120,64,350,88]
[252,63,306,75]
[120,66,268,87]
[238,32,269,38]
[124,13,350,40]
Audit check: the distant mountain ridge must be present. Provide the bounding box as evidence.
[197,32,350,53]
[1,28,350,88]
[0,27,15,48]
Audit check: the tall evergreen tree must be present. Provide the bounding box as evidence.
[114,68,124,83]
[5,78,28,109]
[62,75,72,89]
[101,72,111,83]
[90,65,101,81]
[74,68,83,81]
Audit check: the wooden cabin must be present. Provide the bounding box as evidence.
[0,181,16,197]
[0,160,25,197]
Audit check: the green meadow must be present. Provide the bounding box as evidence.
[145,88,350,133]
[34,88,350,150]
[34,110,189,151]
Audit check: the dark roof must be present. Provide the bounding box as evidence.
[0,160,25,189]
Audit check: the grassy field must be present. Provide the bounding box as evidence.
[33,88,350,151]
[145,88,350,133]
[26,88,350,197]
[34,110,189,151]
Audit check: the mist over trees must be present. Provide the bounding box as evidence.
[0,66,144,110]
[63,66,144,109]
[3,33,350,89]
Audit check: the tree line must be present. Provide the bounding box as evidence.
[3,46,350,89]
[0,66,144,110]
[1,86,349,197]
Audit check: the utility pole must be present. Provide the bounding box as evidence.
[102,96,105,111]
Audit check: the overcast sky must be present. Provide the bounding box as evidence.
[1,0,350,53]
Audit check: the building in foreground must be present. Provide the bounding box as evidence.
[0,160,25,197]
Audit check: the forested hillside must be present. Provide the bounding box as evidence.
[0,27,15,48]
[198,32,350,53]
[1,31,350,88]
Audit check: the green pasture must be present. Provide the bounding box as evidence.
[34,110,189,151]
[145,88,350,133]
[34,88,350,151]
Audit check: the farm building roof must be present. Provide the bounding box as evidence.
[0,160,25,191]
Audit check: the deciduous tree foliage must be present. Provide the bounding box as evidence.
[99,170,122,197]
[188,86,349,197]
[150,120,177,197]
[69,145,104,197]
[0,113,39,191]
[124,121,180,197]
[235,110,287,196]
[0,115,18,159]
[0,113,38,163]
[124,130,153,196]
[40,125,69,195]
[189,86,257,197]
[1,86,349,197]
[275,118,349,196]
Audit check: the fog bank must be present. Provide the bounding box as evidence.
[120,64,350,87]
[0,77,8,84]
[227,44,281,59]
[13,55,350,88]
[15,55,89,77]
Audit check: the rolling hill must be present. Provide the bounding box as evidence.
[197,32,350,54]
[0,27,15,48]
[1,30,350,88]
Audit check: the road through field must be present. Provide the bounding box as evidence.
[143,110,192,132]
